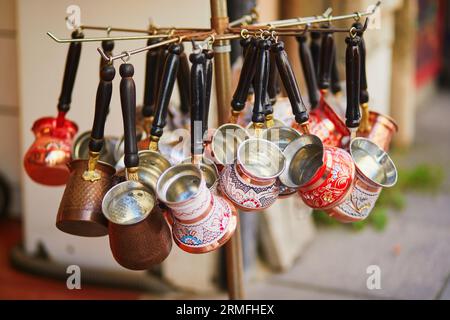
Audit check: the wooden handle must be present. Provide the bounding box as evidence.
[317,32,334,90]
[296,34,319,109]
[57,30,84,113]
[150,43,182,138]
[153,44,169,115]
[353,22,369,104]
[330,48,342,94]
[231,38,257,112]
[177,46,191,115]
[119,63,138,169]
[272,41,309,124]
[252,39,270,125]
[142,38,161,118]
[203,49,214,136]
[267,49,280,105]
[310,31,321,77]
[345,36,361,129]
[189,52,206,157]
[89,64,115,153]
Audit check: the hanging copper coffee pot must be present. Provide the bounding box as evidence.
[102,63,172,270]
[56,63,116,237]
[24,30,83,186]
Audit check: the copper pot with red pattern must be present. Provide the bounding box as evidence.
[24,30,83,186]
[325,138,398,222]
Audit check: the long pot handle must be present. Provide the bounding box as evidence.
[57,30,84,117]
[310,30,321,77]
[263,45,274,127]
[296,34,319,109]
[177,46,191,116]
[251,39,270,132]
[267,50,280,105]
[150,43,182,144]
[330,47,342,95]
[190,51,206,161]
[119,63,139,176]
[203,49,214,136]
[153,44,169,115]
[142,38,161,118]
[271,41,309,130]
[317,31,334,91]
[353,22,370,133]
[230,37,257,119]
[345,35,361,131]
[83,63,116,181]
[89,64,115,154]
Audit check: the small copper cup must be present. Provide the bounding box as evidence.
[358,109,398,151]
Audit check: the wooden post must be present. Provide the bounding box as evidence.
[210,0,245,300]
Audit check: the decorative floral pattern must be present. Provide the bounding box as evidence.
[172,195,235,250]
[299,147,355,209]
[328,180,381,221]
[169,179,212,222]
[220,164,279,211]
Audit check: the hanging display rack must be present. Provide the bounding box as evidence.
[43,0,382,300]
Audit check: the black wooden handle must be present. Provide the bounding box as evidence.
[142,38,161,118]
[100,39,114,75]
[310,31,321,77]
[267,49,280,105]
[345,36,361,129]
[231,38,258,112]
[153,44,169,114]
[317,32,334,90]
[203,49,214,136]
[57,30,84,113]
[150,43,182,138]
[353,22,369,104]
[89,64,115,153]
[272,41,309,124]
[330,48,342,94]
[190,52,206,157]
[120,63,138,168]
[296,34,319,109]
[252,39,270,124]
[263,44,273,117]
[177,46,191,115]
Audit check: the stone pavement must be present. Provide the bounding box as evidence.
[241,91,450,300]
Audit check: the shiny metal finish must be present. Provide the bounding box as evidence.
[157,164,203,205]
[181,157,219,191]
[279,134,324,188]
[237,138,286,181]
[357,111,398,151]
[350,138,398,188]
[262,126,302,152]
[137,150,171,192]
[211,123,249,166]
[102,180,155,225]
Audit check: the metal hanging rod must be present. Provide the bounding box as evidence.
[252,1,380,28]
[47,31,171,43]
[229,8,259,27]
[251,7,332,27]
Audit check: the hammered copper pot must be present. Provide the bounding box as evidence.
[56,159,114,236]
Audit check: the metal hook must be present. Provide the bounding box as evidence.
[270,30,279,43]
[120,51,131,63]
[240,28,250,39]
[300,23,310,36]
[106,26,112,36]
[353,11,362,22]
[349,26,357,39]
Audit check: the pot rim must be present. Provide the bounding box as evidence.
[211,123,250,165]
[101,180,155,225]
[350,137,398,188]
[156,163,206,206]
[236,138,286,181]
